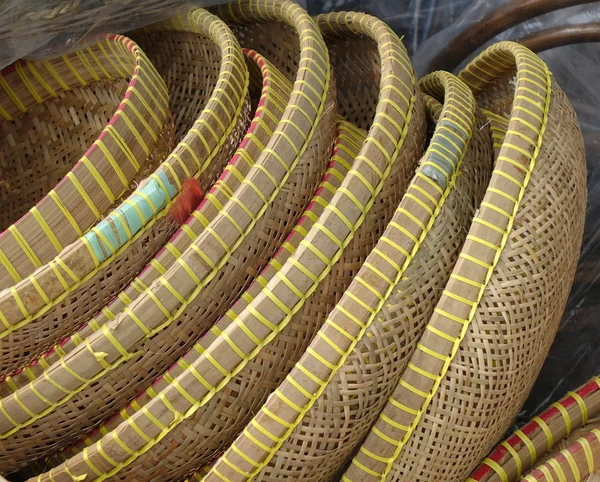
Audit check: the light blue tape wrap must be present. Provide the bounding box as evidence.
[84,171,177,263]
[422,118,468,189]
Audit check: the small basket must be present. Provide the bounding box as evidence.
[468,377,600,482]
[0,35,172,288]
[346,41,587,482]
[0,8,249,379]
[206,68,492,481]
[24,8,421,482]
[2,0,334,475]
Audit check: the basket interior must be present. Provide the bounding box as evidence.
[133,31,223,142]
[0,77,129,231]
[328,36,381,130]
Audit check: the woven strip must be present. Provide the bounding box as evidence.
[205,65,485,481]
[44,117,359,482]
[468,377,600,482]
[0,8,250,379]
[25,7,417,482]
[0,48,282,474]
[346,41,586,482]
[0,35,171,288]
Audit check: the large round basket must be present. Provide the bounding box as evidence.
[0,35,172,288]
[1,0,334,476]
[345,41,587,482]
[0,8,249,379]
[0,8,251,473]
[43,9,427,480]
[0,28,331,471]
[44,114,358,482]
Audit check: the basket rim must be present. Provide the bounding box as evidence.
[520,425,600,482]
[26,1,336,478]
[0,8,248,356]
[1,1,334,475]
[213,66,477,481]
[0,7,252,435]
[0,34,170,286]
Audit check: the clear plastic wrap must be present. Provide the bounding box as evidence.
[304,0,473,54]
[0,0,229,69]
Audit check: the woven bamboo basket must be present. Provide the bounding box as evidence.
[38,12,428,479]
[468,376,600,482]
[203,66,492,481]
[342,41,587,482]
[0,25,333,470]
[0,45,269,398]
[0,8,250,379]
[0,35,172,289]
[0,0,334,475]
[36,115,362,482]
[24,9,423,482]
[0,45,274,473]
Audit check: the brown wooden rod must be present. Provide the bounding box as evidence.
[426,0,597,73]
[519,22,600,51]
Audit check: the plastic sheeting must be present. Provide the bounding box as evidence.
[0,0,227,69]
[304,0,472,55]
[0,0,474,69]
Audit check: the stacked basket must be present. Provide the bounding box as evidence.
[0,6,253,475]
[0,8,250,382]
[0,0,591,481]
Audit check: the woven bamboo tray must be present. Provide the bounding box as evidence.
[0,8,250,380]
[1,30,333,472]
[24,8,422,482]
[2,0,333,476]
[39,115,359,481]
[468,377,600,482]
[204,65,491,481]
[43,11,428,478]
[344,41,587,482]
[0,35,172,288]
